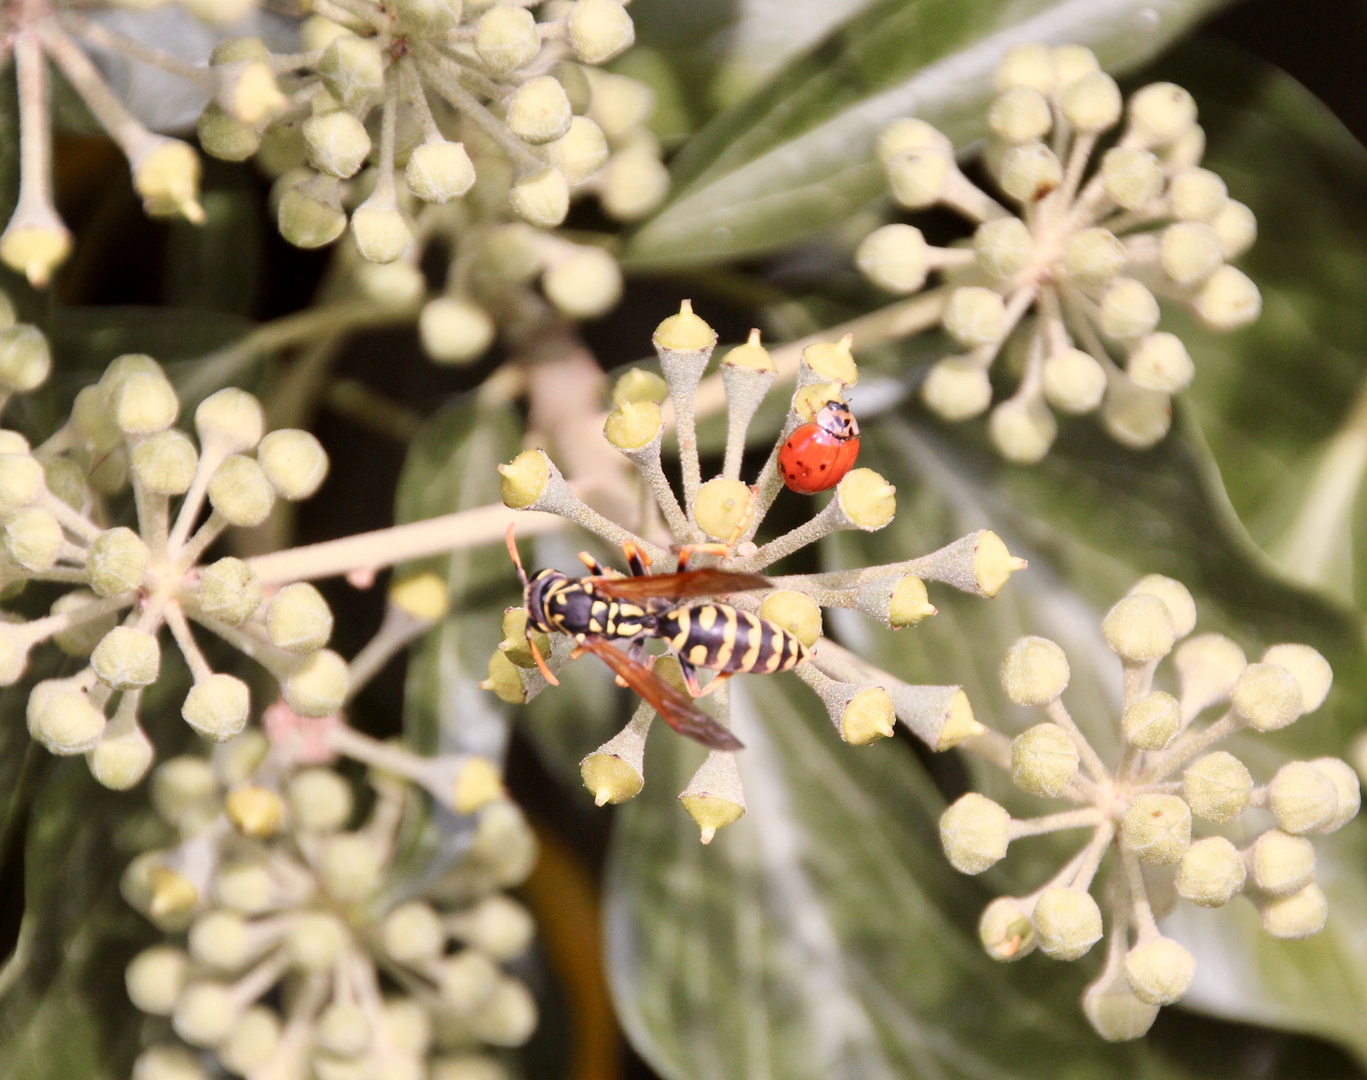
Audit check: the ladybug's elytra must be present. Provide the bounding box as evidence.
[778,401,861,495]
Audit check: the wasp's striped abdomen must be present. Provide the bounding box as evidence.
[660,603,807,675]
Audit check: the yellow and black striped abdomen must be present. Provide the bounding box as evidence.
[660,604,808,674]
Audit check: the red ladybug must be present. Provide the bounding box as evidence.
[779,401,861,495]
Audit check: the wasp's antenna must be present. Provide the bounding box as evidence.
[505,523,529,587]
[527,634,559,686]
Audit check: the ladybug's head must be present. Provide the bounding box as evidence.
[814,400,859,440]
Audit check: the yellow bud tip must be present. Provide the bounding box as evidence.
[389,573,449,622]
[700,826,717,845]
[801,334,858,386]
[975,531,1027,596]
[580,752,644,805]
[936,690,981,750]
[653,299,717,352]
[148,867,199,918]
[453,756,504,814]
[224,786,283,838]
[680,793,744,842]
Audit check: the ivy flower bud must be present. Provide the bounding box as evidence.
[3,507,61,571]
[1159,222,1223,285]
[978,896,1036,960]
[1011,723,1079,797]
[266,582,333,654]
[286,911,348,968]
[1053,45,1099,87]
[319,831,385,901]
[0,209,71,289]
[28,680,105,753]
[316,1002,372,1057]
[1213,200,1257,259]
[1033,887,1103,960]
[989,396,1057,464]
[1126,333,1193,394]
[878,118,949,159]
[1083,973,1159,1042]
[1102,593,1176,663]
[922,358,992,420]
[132,139,205,223]
[151,755,216,826]
[988,87,1051,143]
[568,0,635,63]
[997,142,1062,202]
[182,674,250,741]
[973,217,1033,280]
[407,141,476,203]
[127,946,190,1015]
[693,478,752,541]
[1250,829,1316,896]
[421,298,496,365]
[755,591,820,649]
[681,752,747,845]
[189,910,251,970]
[0,452,43,512]
[601,145,670,220]
[277,179,347,249]
[884,575,936,627]
[208,455,276,526]
[994,43,1054,93]
[838,687,896,745]
[1060,72,1121,132]
[173,982,238,1046]
[1193,266,1260,330]
[507,77,573,145]
[283,649,349,717]
[196,388,265,454]
[1174,632,1246,714]
[214,861,272,914]
[451,895,535,960]
[1260,883,1328,939]
[1231,662,1302,731]
[944,287,1006,347]
[1064,227,1124,286]
[1169,167,1227,222]
[468,977,538,1046]
[547,116,610,184]
[288,767,353,832]
[258,429,328,500]
[351,199,413,263]
[115,371,179,435]
[1269,761,1337,834]
[476,6,540,74]
[858,224,930,293]
[1306,758,1360,832]
[836,468,896,529]
[319,36,384,109]
[437,949,501,1012]
[132,430,198,495]
[1000,636,1069,706]
[885,147,952,207]
[88,527,149,597]
[1100,147,1164,211]
[939,792,1009,874]
[603,400,662,451]
[483,650,527,704]
[225,786,282,838]
[198,106,261,163]
[1183,750,1252,822]
[382,901,445,963]
[197,557,262,626]
[92,626,160,690]
[543,247,623,319]
[509,168,570,227]
[1099,279,1160,340]
[1176,836,1245,907]
[220,1008,279,1076]
[1124,937,1195,1006]
[304,112,372,178]
[1123,793,1191,865]
[1262,643,1332,712]
[1127,83,1198,146]
[580,721,647,805]
[0,324,52,392]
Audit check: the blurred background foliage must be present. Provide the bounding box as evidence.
[5,0,1367,1077]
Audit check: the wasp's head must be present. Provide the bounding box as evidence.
[525,568,567,632]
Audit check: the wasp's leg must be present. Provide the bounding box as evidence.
[677,486,757,569]
[676,543,733,572]
[622,541,653,578]
[696,671,735,698]
[676,654,706,697]
[578,552,610,576]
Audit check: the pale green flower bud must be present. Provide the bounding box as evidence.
[318,36,384,110]
[406,141,476,203]
[198,557,262,625]
[286,911,350,970]
[420,297,496,365]
[214,860,274,914]
[1306,758,1360,832]
[758,591,822,649]
[1000,636,1069,706]
[1053,44,1100,89]
[319,832,385,901]
[603,400,662,451]
[1262,643,1332,712]
[476,7,540,74]
[132,139,205,223]
[151,755,217,826]
[196,388,265,454]
[877,118,950,162]
[859,223,930,293]
[431,1056,510,1080]
[0,452,43,512]
[507,76,572,145]
[1123,793,1191,865]
[1174,632,1246,714]
[1124,937,1195,1006]
[1100,146,1163,211]
[304,111,371,179]
[1176,836,1244,907]
[836,468,897,530]
[182,674,250,741]
[547,116,609,184]
[1064,227,1124,286]
[267,582,334,653]
[133,1045,207,1080]
[449,895,535,960]
[1250,828,1315,896]
[199,105,262,162]
[316,1002,372,1056]
[1169,167,1227,223]
[283,648,349,717]
[1060,72,1121,132]
[1099,279,1160,340]
[944,286,1006,347]
[939,792,1010,874]
[997,142,1062,202]
[1043,347,1105,414]
[1127,83,1197,146]
[350,201,413,263]
[1102,593,1176,663]
[392,0,457,33]
[568,0,634,63]
[258,429,328,500]
[278,180,347,249]
[1129,574,1196,636]
[978,896,1036,960]
[885,148,952,208]
[1183,751,1252,822]
[1212,200,1257,259]
[0,324,51,392]
[132,430,198,495]
[288,767,353,832]
[1121,691,1180,751]
[972,217,1032,281]
[28,680,105,753]
[1231,662,1302,731]
[1127,332,1193,393]
[988,87,1051,143]
[922,358,991,420]
[1011,723,1079,797]
[498,449,551,509]
[115,371,179,435]
[1260,883,1327,939]
[382,901,446,963]
[1269,761,1337,834]
[992,43,1053,93]
[836,687,897,745]
[543,247,622,318]
[693,477,753,542]
[990,396,1057,463]
[0,431,28,454]
[173,981,238,1046]
[127,946,190,1015]
[3,507,62,571]
[208,454,276,526]
[1193,266,1260,330]
[356,261,424,309]
[601,144,670,221]
[220,1007,280,1076]
[438,949,501,1013]
[1160,222,1223,285]
[468,977,538,1046]
[1033,887,1103,960]
[88,527,149,597]
[1083,973,1159,1042]
[509,168,570,227]
[189,910,251,971]
[0,629,25,686]
[382,999,432,1059]
[92,626,160,690]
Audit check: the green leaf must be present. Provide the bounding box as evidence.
[624,0,1232,269]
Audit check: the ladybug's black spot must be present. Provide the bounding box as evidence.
[819,463,828,470]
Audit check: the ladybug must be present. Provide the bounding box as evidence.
[778,400,861,495]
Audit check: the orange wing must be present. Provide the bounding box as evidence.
[591,570,771,601]
[576,636,743,751]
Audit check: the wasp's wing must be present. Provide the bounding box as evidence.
[591,570,771,601]
[576,637,743,751]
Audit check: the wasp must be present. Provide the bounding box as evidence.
[505,526,809,751]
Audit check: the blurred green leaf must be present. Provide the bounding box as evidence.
[625,0,1233,269]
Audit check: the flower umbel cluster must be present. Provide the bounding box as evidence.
[490,302,1028,842]
[858,44,1260,462]
[124,728,534,1080]
[939,575,1359,1040]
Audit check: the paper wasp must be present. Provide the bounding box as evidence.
[505,526,809,751]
